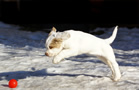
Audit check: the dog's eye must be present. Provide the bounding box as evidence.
[49,46,53,49]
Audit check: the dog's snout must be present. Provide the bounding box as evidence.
[45,52,49,56]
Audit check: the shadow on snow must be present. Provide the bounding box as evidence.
[0,69,102,81]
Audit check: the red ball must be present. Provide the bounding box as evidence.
[8,79,18,88]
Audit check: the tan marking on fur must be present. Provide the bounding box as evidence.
[49,38,63,49]
[49,27,57,36]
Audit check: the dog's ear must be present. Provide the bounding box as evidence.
[49,27,57,36]
[52,27,56,32]
[61,32,70,40]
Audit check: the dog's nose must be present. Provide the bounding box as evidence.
[45,52,49,56]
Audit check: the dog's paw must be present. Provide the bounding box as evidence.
[52,60,59,64]
[52,56,62,64]
[111,74,121,82]
[112,77,121,82]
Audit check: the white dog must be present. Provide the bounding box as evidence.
[45,26,121,81]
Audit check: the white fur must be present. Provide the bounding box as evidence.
[45,26,121,81]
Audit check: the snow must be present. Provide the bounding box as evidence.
[0,22,139,90]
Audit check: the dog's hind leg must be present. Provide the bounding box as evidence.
[97,55,121,81]
[97,47,121,81]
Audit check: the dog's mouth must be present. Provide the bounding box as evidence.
[45,52,54,57]
[45,48,64,57]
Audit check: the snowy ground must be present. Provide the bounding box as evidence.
[0,22,139,90]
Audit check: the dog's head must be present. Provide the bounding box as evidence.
[45,27,70,57]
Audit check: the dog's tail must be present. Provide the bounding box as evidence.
[104,26,118,44]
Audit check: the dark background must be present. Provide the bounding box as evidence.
[0,0,139,31]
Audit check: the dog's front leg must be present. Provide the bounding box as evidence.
[53,49,77,64]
